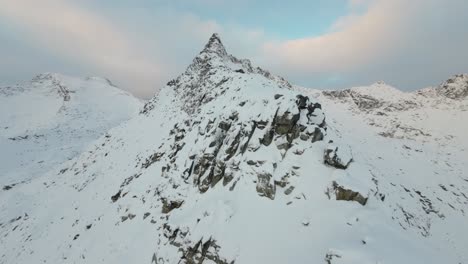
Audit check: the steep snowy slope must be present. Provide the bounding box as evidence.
[0,73,142,187]
[1,35,467,264]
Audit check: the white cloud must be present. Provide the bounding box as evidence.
[259,0,468,89]
[0,0,166,97]
[0,0,467,96]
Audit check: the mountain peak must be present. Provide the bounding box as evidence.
[200,33,227,57]
[437,74,468,100]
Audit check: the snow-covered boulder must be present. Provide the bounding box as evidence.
[324,142,353,169]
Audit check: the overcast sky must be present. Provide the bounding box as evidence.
[0,0,467,98]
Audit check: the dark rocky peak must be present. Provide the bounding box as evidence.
[184,33,291,88]
[200,33,228,58]
[151,34,292,115]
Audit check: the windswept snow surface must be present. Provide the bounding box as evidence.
[1,35,467,264]
[0,73,142,186]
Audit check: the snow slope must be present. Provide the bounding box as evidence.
[1,35,467,264]
[0,73,142,187]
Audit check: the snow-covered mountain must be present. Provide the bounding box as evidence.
[0,73,142,187]
[1,34,467,264]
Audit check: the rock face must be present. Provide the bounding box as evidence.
[328,181,368,206]
[138,34,327,204]
[161,199,184,214]
[324,143,353,169]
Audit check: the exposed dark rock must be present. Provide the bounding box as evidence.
[143,212,151,220]
[211,160,226,187]
[328,181,368,206]
[324,145,353,169]
[261,128,275,146]
[167,79,177,86]
[162,199,184,214]
[176,237,233,264]
[295,95,309,109]
[274,94,283,99]
[311,127,325,143]
[246,160,257,166]
[240,122,257,154]
[218,121,231,131]
[111,190,122,202]
[275,111,300,135]
[142,152,164,169]
[325,251,342,264]
[224,130,242,161]
[284,186,295,195]
[256,173,276,200]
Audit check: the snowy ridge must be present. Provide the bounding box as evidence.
[436,74,468,100]
[0,73,142,186]
[317,78,468,141]
[1,34,467,264]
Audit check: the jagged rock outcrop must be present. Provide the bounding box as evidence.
[327,181,368,206]
[437,74,468,100]
[163,224,233,264]
[324,143,353,169]
[138,34,327,204]
[161,198,184,214]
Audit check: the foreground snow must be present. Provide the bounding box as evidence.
[1,35,467,264]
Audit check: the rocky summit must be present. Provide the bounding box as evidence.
[1,34,468,264]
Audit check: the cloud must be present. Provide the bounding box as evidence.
[0,0,233,97]
[0,0,167,97]
[0,0,467,97]
[260,0,468,89]
[0,0,265,97]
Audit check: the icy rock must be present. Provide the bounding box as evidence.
[262,95,326,150]
[324,144,353,169]
[328,181,368,206]
[274,110,300,135]
[179,238,232,264]
[161,199,184,214]
[325,249,342,264]
[256,173,276,200]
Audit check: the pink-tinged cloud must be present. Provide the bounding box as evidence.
[262,0,407,73]
[0,0,163,96]
[260,0,468,89]
[0,0,466,95]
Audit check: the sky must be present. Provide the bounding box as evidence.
[0,0,467,98]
